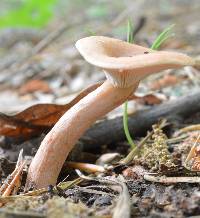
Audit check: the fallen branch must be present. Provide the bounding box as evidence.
[83,91,200,149]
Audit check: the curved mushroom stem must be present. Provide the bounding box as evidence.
[26,80,137,188]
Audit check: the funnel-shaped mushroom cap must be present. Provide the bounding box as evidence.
[76,36,195,88]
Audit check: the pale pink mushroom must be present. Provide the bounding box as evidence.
[26,36,195,188]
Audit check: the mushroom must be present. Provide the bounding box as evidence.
[26,36,196,189]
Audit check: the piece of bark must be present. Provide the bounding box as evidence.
[83,91,200,149]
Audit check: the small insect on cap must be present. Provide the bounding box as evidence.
[76,36,195,88]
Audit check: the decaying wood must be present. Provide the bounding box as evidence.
[83,91,200,149]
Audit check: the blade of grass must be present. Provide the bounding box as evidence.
[151,24,175,50]
[123,101,136,148]
[123,20,136,149]
[127,19,134,43]
[152,33,175,50]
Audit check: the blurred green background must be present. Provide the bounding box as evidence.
[0,0,59,28]
[0,0,199,49]
[0,0,122,28]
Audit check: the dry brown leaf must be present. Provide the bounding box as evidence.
[0,82,102,139]
[0,81,164,140]
[122,165,146,179]
[150,74,185,90]
[19,79,52,95]
[133,93,166,105]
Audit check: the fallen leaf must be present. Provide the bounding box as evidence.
[122,165,146,179]
[19,79,52,95]
[150,74,185,90]
[0,83,102,139]
[133,93,167,105]
[0,81,163,140]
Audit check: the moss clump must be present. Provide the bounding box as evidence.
[143,124,175,172]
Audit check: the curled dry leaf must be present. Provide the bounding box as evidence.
[0,83,102,139]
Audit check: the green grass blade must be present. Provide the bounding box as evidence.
[127,19,134,43]
[123,20,136,149]
[151,24,175,50]
[123,101,136,148]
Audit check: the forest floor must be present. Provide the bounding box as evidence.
[0,1,200,217]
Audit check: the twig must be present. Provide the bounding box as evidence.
[2,161,26,197]
[166,135,188,144]
[177,124,200,136]
[0,168,18,195]
[185,134,200,165]
[144,174,200,183]
[0,149,24,195]
[65,161,105,173]
[147,134,188,144]
[0,160,26,207]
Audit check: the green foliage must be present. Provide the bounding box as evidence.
[123,101,136,148]
[123,22,174,148]
[0,0,58,28]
